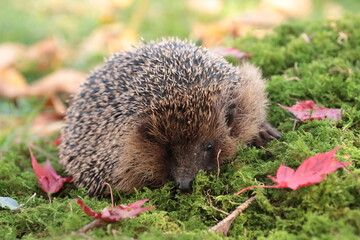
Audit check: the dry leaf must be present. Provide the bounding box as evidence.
[239,8,287,27]
[0,67,27,99]
[93,0,135,23]
[110,29,139,52]
[25,38,63,71]
[192,0,313,46]
[26,69,86,97]
[337,32,348,45]
[78,23,139,58]
[0,43,26,68]
[191,21,235,46]
[209,196,256,236]
[46,95,67,115]
[211,46,252,60]
[260,0,312,18]
[324,2,344,20]
[187,0,223,15]
[31,112,64,136]
[75,199,154,222]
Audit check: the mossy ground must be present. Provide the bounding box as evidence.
[1,8,360,240]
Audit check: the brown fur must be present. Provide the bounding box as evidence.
[59,39,279,195]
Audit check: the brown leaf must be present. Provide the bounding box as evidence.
[25,38,64,71]
[324,2,344,20]
[0,43,26,68]
[26,69,86,97]
[46,95,67,115]
[209,196,257,236]
[31,112,64,136]
[187,0,223,15]
[0,67,27,99]
[260,0,312,18]
[78,23,139,58]
[191,21,234,46]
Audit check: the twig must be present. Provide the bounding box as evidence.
[79,219,106,233]
[206,190,229,216]
[209,195,257,236]
[292,119,298,131]
[209,203,230,216]
[69,201,73,213]
[216,149,222,179]
[24,193,36,205]
[54,232,95,240]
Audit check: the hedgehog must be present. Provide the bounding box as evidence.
[59,39,280,196]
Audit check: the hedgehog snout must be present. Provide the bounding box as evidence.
[171,167,196,192]
[176,177,193,192]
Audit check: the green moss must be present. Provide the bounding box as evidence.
[1,14,360,240]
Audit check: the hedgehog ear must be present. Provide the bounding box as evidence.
[225,101,237,127]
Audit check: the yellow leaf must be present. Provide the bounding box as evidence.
[0,67,27,99]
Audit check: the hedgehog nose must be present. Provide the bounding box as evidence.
[177,177,193,192]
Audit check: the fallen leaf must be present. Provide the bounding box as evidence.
[30,150,72,194]
[234,146,352,195]
[45,95,67,115]
[209,195,256,236]
[0,197,20,210]
[191,22,227,46]
[25,38,63,71]
[324,2,344,20]
[187,0,223,14]
[30,111,64,137]
[26,69,86,97]
[75,199,154,222]
[78,23,138,58]
[211,46,252,61]
[0,67,27,99]
[0,43,26,68]
[337,32,348,45]
[278,100,342,121]
[53,135,62,146]
[260,0,312,18]
[31,119,64,137]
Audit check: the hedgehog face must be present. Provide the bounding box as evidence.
[141,95,240,191]
[168,140,219,191]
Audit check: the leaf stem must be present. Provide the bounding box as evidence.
[104,182,114,207]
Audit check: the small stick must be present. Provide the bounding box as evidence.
[79,219,106,233]
[206,190,229,216]
[210,204,230,216]
[216,149,222,179]
[292,119,298,131]
[55,232,95,240]
[209,195,257,236]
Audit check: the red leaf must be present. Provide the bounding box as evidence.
[234,146,352,195]
[278,100,342,121]
[52,135,62,146]
[30,150,72,194]
[75,199,154,222]
[211,46,252,60]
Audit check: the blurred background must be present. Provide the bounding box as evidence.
[0,0,360,143]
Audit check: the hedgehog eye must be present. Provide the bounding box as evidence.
[203,142,214,152]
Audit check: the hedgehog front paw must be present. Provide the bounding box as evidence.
[251,122,281,147]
